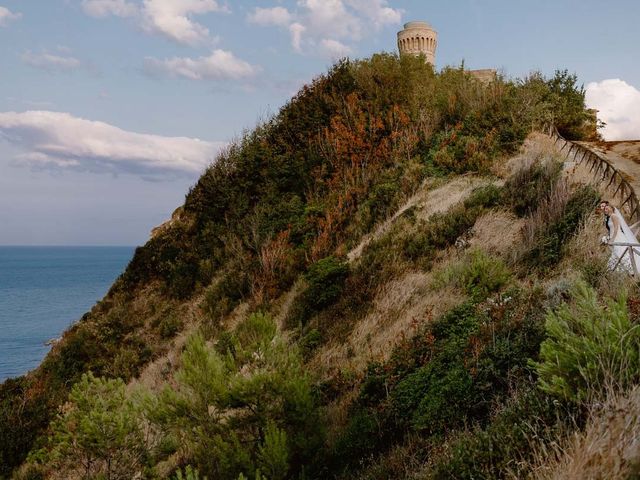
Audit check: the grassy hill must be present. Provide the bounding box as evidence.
[3,54,638,480]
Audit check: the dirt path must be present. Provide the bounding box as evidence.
[578,141,640,195]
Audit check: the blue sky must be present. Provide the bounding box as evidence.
[1,0,639,245]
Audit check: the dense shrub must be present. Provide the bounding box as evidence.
[173,465,204,480]
[547,70,594,140]
[427,387,574,479]
[331,287,547,472]
[158,314,183,339]
[503,160,562,217]
[287,256,349,327]
[0,378,51,477]
[436,249,511,300]
[32,372,147,479]
[303,257,350,311]
[144,313,323,479]
[533,281,640,403]
[463,184,503,210]
[522,185,599,270]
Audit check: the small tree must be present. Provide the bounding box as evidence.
[146,313,323,479]
[257,422,289,480]
[46,372,146,479]
[533,282,640,403]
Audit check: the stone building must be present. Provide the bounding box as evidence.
[397,21,496,83]
[397,21,437,65]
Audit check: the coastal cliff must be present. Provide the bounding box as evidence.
[4,54,638,480]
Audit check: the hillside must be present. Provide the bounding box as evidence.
[3,54,640,480]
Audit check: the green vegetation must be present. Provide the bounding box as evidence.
[38,372,147,479]
[435,249,511,300]
[502,160,563,217]
[534,282,640,403]
[329,286,547,474]
[0,53,607,479]
[521,184,599,271]
[287,256,349,327]
[143,313,322,479]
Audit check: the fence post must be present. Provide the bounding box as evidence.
[546,125,640,231]
[630,247,639,276]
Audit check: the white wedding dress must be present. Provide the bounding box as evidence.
[607,208,640,274]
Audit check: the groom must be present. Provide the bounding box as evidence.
[599,200,612,244]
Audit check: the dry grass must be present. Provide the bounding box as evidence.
[130,292,206,392]
[348,175,489,262]
[309,269,463,380]
[469,209,525,256]
[521,179,571,250]
[529,386,640,480]
[271,279,304,330]
[323,386,361,444]
[498,132,560,178]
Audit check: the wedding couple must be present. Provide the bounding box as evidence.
[599,200,640,274]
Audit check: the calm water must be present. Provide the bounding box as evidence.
[0,246,134,382]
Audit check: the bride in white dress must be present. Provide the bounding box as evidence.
[600,201,640,274]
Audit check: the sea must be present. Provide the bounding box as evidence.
[0,246,134,382]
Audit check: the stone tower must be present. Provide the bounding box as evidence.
[397,21,437,65]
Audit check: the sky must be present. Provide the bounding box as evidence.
[1,0,639,246]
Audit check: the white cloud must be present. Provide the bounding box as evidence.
[586,79,640,141]
[248,0,402,57]
[81,0,137,18]
[80,0,228,45]
[319,38,352,59]
[144,49,258,81]
[21,51,83,72]
[0,111,225,178]
[0,6,21,26]
[289,22,306,53]
[247,6,291,27]
[141,0,228,46]
[300,0,361,40]
[346,0,402,29]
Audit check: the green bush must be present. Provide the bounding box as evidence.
[503,160,562,217]
[426,387,573,480]
[331,410,383,468]
[299,329,322,359]
[533,281,640,403]
[174,465,205,480]
[202,271,250,331]
[403,206,479,263]
[234,311,277,355]
[158,315,183,339]
[256,422,289,480]
[144,313,323,479]
[436,249,511,301]
[304,257,350,310]
[463,184,503,210]
[523,185,598,270]
[40,372,146,478]
[287,256,349,327]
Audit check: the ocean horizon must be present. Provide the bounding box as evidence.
[0,246,134,382]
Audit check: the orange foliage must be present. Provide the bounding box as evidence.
[309,93,417,260]
[253,229,293,304]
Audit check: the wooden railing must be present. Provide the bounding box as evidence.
[609,242,640,276]
[546,125,640,225]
